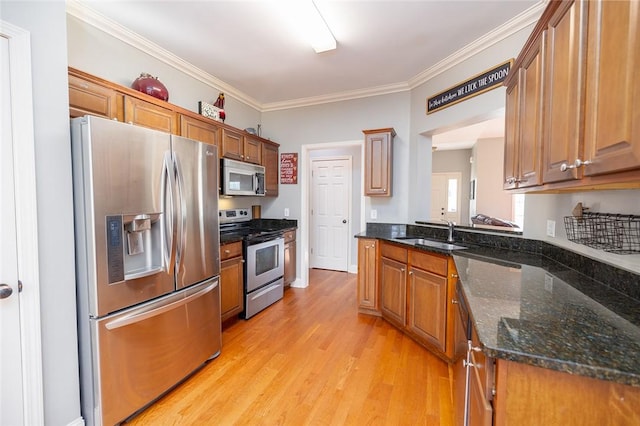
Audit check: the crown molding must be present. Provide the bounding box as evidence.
[67,0,546,112]
[261,82,411,112]
[407,1,545,89]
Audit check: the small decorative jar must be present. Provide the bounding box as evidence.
[131,73,169,101]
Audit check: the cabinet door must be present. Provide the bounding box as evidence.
[503,79,520,190]
[69,73,121,120]
[542,0,586,184]
[221,128,245,161]
[220,256,244,321]
[467,352,493,426]
[357,238,378,313]
[583,0,640,176]
[262,142,279,197]
[284,240,296,287]
[380,257,407,327]
[364,129,395,196]
[180,114,221,158]
[408,267,447,353]
[517,32,544,188]
[124,96,178,134]
[244,136,262,164]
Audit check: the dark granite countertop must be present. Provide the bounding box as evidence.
[220,219,297,245]
[356,223,640,388]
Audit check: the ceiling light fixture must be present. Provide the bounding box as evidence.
[282,1,336,53]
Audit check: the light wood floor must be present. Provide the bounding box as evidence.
[125,269,454,425]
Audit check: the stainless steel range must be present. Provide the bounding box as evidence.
[220,208,285,319]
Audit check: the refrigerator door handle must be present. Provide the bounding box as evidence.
[173,152,187,276]
[104,281,218,330]
[162,151,176,276]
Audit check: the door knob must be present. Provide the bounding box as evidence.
[0,284,13,299]
[342,219,347,224]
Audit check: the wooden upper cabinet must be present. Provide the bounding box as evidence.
[124,96,178,134]
[262,141,279,197]
[583,0,640,177]
[244,136,262,164]
[364,128,395,196]
[180,114,222,158]
[517,33,544,188]
[69,72,122,121]
[221,127,245,161]
[503,77,520,190]
[542,0,587,184]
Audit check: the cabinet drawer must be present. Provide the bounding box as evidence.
[409,250,447,276]
[220,241,242,261]
[380,242,407,263]
[283,230,296,244]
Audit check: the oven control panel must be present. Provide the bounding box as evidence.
[219,208,252,224]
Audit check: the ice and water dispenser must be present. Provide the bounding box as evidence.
[105,213,164,284]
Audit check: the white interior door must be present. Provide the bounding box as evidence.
[310,158,351,272]
[0,33,24,426]
[431,172,462,224]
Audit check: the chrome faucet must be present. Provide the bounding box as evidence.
[442,219,455,243]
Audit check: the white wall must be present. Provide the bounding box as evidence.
[3,2,82,425]
[475,137,513,221]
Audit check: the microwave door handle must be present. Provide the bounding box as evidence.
[254,173,259,195]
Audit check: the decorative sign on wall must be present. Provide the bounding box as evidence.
[280,153,298,184]
[426,59,513,115]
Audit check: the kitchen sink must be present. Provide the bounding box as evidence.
[393,237,467,251]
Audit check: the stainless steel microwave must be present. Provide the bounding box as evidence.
[220,158,265,196]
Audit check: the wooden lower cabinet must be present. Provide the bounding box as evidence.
[220,241,244,322]
[357,238,378,314]
[408,267,447,353]
[375,241,458,361]
[283,230,296,287]
[380,256,407,327]
[494,359,640,426]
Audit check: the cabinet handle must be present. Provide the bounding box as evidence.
[463,360,475,368]
[471,346,482,352]
[400,268,405,272]
[451,299,458,304]
[224,249,231,254]
[451,273,459,278]
[561,158,593,172]
[241,259,245,263]
[409,271,413,275]
[505,177,516,184]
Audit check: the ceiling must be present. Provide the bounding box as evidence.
[71,0,542,112]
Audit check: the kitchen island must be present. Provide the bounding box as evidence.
[356,223,640,425]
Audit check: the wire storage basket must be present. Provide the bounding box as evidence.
[564,212,640,254]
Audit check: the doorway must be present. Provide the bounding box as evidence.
[0,20,44,424]
[431,172,462,224]
[309,157,352,272]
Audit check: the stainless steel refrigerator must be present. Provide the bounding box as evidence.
[71,116,221,426]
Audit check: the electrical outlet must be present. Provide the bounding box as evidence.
[370,209,377,219]
[284,208,290,217]
[546,219,556,237]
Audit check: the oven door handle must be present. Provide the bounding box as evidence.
[249,281,282,300]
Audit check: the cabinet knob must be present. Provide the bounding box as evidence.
[451,299,458,304]
[451,273,459,278]
[224,249,231,254]
[463,360,475,368]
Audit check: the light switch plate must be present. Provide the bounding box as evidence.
[284,208,290,217]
